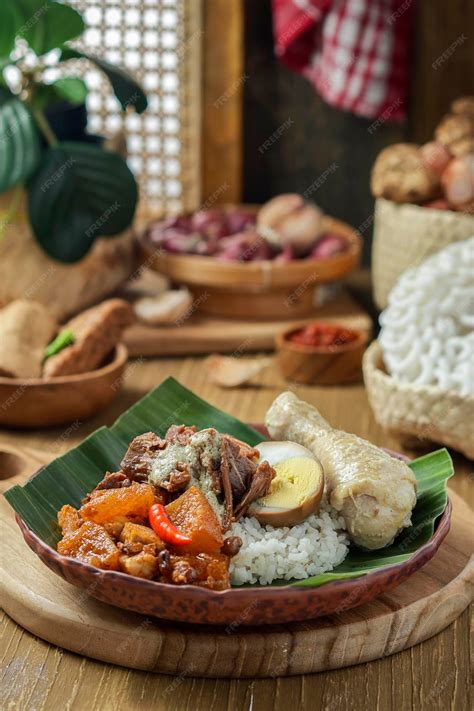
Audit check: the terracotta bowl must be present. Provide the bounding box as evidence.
[0,344,128,428]
[276,323,369,385]
[139,208,362,320]
[14,447,451,626]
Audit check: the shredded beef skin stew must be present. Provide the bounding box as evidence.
[82,471,132,504]
[220,436,258,501]
[120,432,167,480]
[159,465,192,492]
[219,435,275,519]
[119,426,275,524]
[165,424,196,444]
[57,425,274,590]
[233,460,275,519]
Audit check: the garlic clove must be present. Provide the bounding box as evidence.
[134,290,193,326]
[257,194,304,229]
[204,354,272,387]
[257,194,324,255]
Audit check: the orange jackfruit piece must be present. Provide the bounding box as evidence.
[58,504,81,536]
[165,486,224,554]
[79,483,155,524]
[57,519,120,570]
[169,552,230,590]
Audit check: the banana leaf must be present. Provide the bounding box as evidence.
[4,377,453,588]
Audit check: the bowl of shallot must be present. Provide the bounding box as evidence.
[139,195,362,320]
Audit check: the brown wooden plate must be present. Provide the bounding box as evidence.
[13,448,451,626]
[0,344,128,428]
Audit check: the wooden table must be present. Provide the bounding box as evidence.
[1,357,472,710]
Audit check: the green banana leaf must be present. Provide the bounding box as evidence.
[4,377,454,588]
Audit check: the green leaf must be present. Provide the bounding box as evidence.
[31,83,61,111]
[52,77,87,104]
[27,140,138,262]
[0,97,41,192]
[60,47,147,113]
[17,1,85,56]
[0,1,24,58]
[4,376,453,594]
[33,78,88,109]
[110,378,264,447]
[0,84,15,103]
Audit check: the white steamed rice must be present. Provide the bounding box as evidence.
[229,501,349,586]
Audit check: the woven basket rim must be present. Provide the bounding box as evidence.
[363,341,474,404]
[375,197,474,223]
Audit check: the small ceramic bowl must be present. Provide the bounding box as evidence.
[276,323,369,385]
[0,344,128,428]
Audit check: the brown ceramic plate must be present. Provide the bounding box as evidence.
[14,446,451,626]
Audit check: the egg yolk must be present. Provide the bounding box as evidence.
[260,457,321,507]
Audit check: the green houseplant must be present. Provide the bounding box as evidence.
[0,0,147,262]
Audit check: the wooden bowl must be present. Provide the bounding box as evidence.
[140,210,362,320]
[276,323,369,385]
[0,344,128,428]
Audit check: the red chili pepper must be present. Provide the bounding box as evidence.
[149,503,192,546]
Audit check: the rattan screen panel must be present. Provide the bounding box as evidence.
[53,0,202,218]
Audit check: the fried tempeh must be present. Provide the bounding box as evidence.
[43,298,134,377]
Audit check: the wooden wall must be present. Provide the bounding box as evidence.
[241,0,474,263]
[201,0,243,204]
[410,0,474,140]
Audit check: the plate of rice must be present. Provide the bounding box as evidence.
[6,378,453,626]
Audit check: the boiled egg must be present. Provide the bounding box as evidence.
[248,441,324,527]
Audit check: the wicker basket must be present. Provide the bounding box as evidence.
[363,341,474,459]
[372,199,474,309]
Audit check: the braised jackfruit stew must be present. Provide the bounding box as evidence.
[57,425,275,590]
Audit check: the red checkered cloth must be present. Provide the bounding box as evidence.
[272,0,413,121]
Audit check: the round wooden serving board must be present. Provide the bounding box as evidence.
[1,446,473,678]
